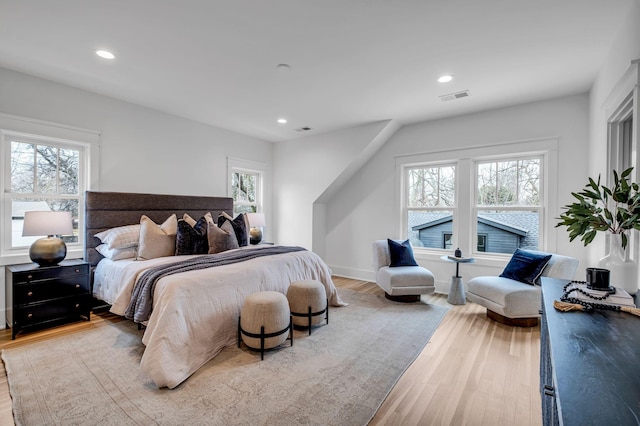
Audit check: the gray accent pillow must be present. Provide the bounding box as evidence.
[208,221,239,254]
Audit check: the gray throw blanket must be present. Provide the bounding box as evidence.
[125,246,306,323]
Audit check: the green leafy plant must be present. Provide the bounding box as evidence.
[556,168,640,249]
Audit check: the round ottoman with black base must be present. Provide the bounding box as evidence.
[237,291,292,360]
[286,280,328,335]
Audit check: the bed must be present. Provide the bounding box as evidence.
[84,191,345,389]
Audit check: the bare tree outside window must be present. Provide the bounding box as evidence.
[232,171,259,215]
[406,165,456,247]
[9,139,81,247]
[405,157,543,254]
[476,157,542,253]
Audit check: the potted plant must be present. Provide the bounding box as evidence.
[556,167,640,294]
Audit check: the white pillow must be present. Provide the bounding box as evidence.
[95,244,137,261]
[95,224,141,250]
[137,214,178,260]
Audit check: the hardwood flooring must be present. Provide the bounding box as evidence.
[0,277,541,426]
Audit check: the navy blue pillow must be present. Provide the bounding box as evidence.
[499,249,552,285]
[388,239,419,267]
[217,214,248,247]
[175,217,209,255]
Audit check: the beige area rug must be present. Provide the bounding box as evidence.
[2,289,448,426]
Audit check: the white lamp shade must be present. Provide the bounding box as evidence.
[247,212,266,228]
[22,211,73,237]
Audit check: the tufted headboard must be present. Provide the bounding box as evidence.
[84,191,233,268]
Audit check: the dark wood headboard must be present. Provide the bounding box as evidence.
[84,191,233,267]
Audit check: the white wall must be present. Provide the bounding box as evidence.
[588,0,640,267]
[323,95,590,292]
[272,120,397,249]
[0,67,272,196]
[0,66,273,326]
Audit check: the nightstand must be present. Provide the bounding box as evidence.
[5,259,91,339]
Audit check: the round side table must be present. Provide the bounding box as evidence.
[440,255,476,305]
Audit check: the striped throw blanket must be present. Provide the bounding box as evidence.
[125,246,306,323]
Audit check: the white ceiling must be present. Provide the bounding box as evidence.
[0,0,634,142]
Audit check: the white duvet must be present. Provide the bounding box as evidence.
[93,246,345,388]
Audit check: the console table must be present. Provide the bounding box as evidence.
[540,277,640,425]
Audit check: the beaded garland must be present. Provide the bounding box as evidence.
[560,281,622,313]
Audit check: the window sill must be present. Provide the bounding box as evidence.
[413,249,509,268]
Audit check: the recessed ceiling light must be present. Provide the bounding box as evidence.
[277,118,288,124]
[276,63,292,72]
[96,50,115,59]
[438,74,453,83]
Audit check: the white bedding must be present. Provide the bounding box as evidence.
[92,245,345,388]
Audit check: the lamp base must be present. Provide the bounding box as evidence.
[249,228,263,245]
[29,236,67,267]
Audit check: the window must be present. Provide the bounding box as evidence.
[227,158,267,216]
[405,164,455,249]
[399,138,555,257]
[475,157,542,254]
[3,131,88,252]
[231,170,260,214]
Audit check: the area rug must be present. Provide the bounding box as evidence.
[2,289,448,426]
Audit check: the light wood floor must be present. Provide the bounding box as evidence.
[0,277,541,426]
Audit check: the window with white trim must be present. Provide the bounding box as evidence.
[227,158,266,216]
[474,156,542,254]
[2,131,88,253]
[400,140,553,257]
[405,164,456,249]
[231,169,261,215]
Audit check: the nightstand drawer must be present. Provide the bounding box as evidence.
[14,295,91,327]
[14,276,90,306]
[12,263,89,284]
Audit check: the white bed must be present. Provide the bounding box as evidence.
[84,191,345,389]
[93,245,345,388]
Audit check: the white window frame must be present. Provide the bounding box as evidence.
[227,157,266,215]
[403,161,457,250]
[472,154,545,255]
[397,137,558,259]
[605,59,639,262]
[0,113,99,265]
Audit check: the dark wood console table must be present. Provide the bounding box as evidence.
[541,277,640,425]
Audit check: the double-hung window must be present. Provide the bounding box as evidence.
[474,157,542,254]
[231,169,261,215]
[2,131,88,254]
[228,158,266,216]
[400,138,555,257]
[405,164,456,249]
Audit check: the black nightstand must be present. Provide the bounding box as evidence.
[5,259,91,339]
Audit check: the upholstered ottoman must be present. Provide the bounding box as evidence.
[238,291,292,359]
[287,280,328,335]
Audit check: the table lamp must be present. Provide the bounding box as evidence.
[247,212,266,244]
[22,211,73,266]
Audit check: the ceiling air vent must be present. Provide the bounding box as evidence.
[295,126,313,132]
[439,90,470,102]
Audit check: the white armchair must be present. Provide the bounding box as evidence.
[372,240,435,302]
[466,250,579,327]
